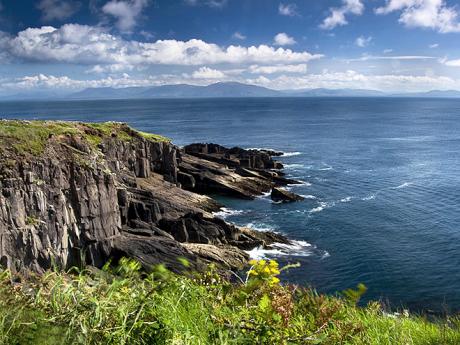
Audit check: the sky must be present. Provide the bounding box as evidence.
[1,0,460,95]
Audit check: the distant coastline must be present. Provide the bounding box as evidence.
[2,81,460,101]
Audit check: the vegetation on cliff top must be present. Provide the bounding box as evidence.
[0,259,459,345]
[0,120,170,156]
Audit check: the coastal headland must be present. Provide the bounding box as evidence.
[0,120,304,274]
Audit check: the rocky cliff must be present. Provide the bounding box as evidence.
[0,120,302,274]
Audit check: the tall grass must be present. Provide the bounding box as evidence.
[0,258,459,345]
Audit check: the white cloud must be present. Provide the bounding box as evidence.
[429,43,439,48]
[375,0,460,33]
[245,70,460,92]
[355,35,372,47]
[320,0,364,30]
[37,0,81,21]
[1,25,321,67]
[441,58,460,67]
[248,64,307,74]
[346,55,436,62]
[232,32,246,40]
[3,70,460,93]
[1,73,158,91]
[102,0,149,32]
[192,66,226,79]
[273,32,296,46]
[278,3,299,17]
[85,63,136,74]
[383,49,394,53]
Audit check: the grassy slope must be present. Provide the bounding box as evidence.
[0,120,170,157]
[0,259,459,345]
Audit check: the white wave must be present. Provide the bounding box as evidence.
[340,196,352,203]
[321,251,331,259]
[393,182,413,189]
[284,163,305,169]
[282,151,302,157]
[362,194,376,201]
[289,181,312,187]
[309,202,330,214]
[244,222,276,232]
[213,208,245,219]
[300,194,317,200]
[257,191,272,199]
[245,147,277,151]
[246,240,314,259]
[318,166,333,171]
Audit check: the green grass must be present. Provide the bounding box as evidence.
[0,120,170,157]
[0,259,459,345]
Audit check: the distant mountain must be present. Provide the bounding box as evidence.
[391,90,460,98]
[69,87,150,100]
[3,82,460,101]
[285,88,386,97]
[69,82,280,100]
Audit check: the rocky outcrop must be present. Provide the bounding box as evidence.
[271,187,305,203]
[179,143,301,199]
[0,121,303,274]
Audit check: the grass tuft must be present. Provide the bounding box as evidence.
[0,120,170,157]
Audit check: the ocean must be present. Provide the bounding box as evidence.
[1,97,460,313]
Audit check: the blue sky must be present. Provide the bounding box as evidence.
[1,0,460,94]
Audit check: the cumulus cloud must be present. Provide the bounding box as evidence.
[0,24,321,67]
[37,0,81,21]
[232,32,246,40]
[102,0,149,32]
[85,63,136,74]
[278,3,299,17]
[441,58,460,67]
[245,70,460,92]
[355,35,372,47]
[320,0,364,30]
[192,66,226,79]
[248,64,307,74]
[375,0,460,33]
[2,70,460,94]
[0,73,158,91]
[273,32,296,46]
[429,43,439,48]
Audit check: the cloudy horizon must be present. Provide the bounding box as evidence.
[1,0,460,96]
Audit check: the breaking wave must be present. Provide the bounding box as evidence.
[213,207,245,219]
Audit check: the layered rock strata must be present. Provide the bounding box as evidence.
[0,121,303,274]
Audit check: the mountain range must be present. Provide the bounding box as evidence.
[2,82,460,101]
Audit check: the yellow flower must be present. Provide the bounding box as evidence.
[249,259,258,266]
[259,260,267,266]
[269,260,279,268]
[270,268,280,275]
[270,277,280,285]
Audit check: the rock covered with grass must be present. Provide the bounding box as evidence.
[0,120,298,274]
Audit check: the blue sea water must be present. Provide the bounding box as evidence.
[1,97,460,313]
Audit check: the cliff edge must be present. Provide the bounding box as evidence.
[0,120,301,273]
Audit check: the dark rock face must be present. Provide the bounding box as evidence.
[179,143,301,199]
[0,123,301,274]
[271,187,305,203]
